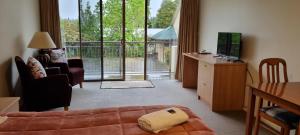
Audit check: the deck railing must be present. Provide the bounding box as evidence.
[64,41,177,79]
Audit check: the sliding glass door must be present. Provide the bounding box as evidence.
[79,0,125,80]
[125,0,146,80]
[60,0,125,81]
[102,0,125,80]
[146,0,180,80]
[79,0,102,80]
[59,0,180,81]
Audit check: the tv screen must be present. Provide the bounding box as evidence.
[217,32,242,59]
[217,32,229,56]
[229,33,242,59]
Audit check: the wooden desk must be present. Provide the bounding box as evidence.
[182,53,247,111]
[246,82,300,135]
[0,97,20,113]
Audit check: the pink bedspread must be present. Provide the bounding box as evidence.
[0,105,214,135]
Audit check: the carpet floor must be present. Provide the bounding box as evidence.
[54,80,272,135]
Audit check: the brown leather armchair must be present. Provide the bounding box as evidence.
[15,56,72,111]
[48,59,84,88]
[39,49,84,88]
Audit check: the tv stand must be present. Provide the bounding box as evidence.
[182,53,247,111]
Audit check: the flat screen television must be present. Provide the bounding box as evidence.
[217,32,242,60]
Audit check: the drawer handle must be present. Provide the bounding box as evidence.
[203,83,207,86]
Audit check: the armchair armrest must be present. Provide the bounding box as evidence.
[68,59,83,68]
[48,63,70,74]
[32,74,70,87]
[45,67,61,75]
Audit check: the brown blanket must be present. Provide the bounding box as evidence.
[0,105,214,135]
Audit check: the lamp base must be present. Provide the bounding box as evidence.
[36,53,50,68]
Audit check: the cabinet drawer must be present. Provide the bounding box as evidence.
[197,61,214,103]
[198,61,214,86]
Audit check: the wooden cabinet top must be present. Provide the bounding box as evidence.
[183,53,246,65]
[0,97,20,113]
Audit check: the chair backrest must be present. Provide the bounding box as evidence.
[15,56,34,82]
[259,58,288,106]
[259,58,288,83]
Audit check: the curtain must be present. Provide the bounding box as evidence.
[39,0,62,48]
[175,0,200,81]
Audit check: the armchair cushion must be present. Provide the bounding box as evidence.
[27,57,47,79]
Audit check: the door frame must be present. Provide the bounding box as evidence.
[144,0,148,80]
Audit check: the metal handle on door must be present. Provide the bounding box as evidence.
[121,39,125,45]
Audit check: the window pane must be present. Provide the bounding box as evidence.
[80,0,102,80]
[125,0,146,80]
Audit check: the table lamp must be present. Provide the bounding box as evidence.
[28,32,56,67]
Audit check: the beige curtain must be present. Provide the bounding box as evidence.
[175,0,200,81]
[39,0,62,48]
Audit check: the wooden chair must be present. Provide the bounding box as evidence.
[254,58,299,135]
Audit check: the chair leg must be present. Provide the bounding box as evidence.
[80,82,83,88]
[280,128,285,135]
[283,127,290,135]
[296,127,299,135]
[254,98,263,135]
[253,115,261,135]
[64,106,69,111]
[280,125,290,135]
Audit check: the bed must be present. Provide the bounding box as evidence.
[0,105,215,135]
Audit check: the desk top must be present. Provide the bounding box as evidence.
[250,82,300,107]
[183,53,245,65]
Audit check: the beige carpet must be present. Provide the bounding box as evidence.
[100,81,154,89]
[52,80,272,135]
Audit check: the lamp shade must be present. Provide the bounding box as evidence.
[28,32,56,49]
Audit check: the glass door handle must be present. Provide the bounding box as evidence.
[121,39,125,45]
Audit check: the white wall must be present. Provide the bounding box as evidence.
[199,0,300,83]
[0,0,40,96]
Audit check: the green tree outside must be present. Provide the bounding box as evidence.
[61,0,179,58]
